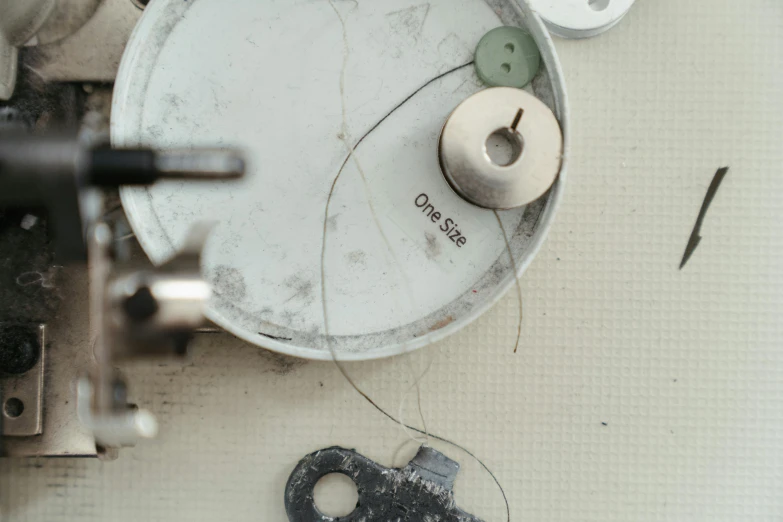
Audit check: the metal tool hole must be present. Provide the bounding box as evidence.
[588,0,610,11]
[313,473,359,518]
[4,397,24,418]
[504,43,515,53]
[501,63,511,73]
[131,0,150,9]
[485,128,524,167]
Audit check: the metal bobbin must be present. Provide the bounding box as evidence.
[438,87,563,210]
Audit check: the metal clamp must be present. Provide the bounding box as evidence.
[1,324,45,437]
[285,446,483,521]
[80,220,215,450]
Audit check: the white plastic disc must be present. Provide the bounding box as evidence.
[112,0,569,360]
[531,0,636,39]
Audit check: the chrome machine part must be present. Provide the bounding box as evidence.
[285,446,482,522]
[76,379,158,450]
[107,222,214,359]
[81,167,239,450]
[439,87,563,210]
[152,149,246,180]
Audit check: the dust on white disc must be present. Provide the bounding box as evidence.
[112,0,568,360]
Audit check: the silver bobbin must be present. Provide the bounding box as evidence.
[438,87,563,210]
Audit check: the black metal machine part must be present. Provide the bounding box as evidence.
[0,324,40,376]
[285,446,483,522]
[0,54,245,454]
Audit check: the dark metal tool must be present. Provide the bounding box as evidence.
[285,446,483,522]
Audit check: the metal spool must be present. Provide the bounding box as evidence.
[439,87,563,210]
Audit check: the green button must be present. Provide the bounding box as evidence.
[474,26,541,88]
